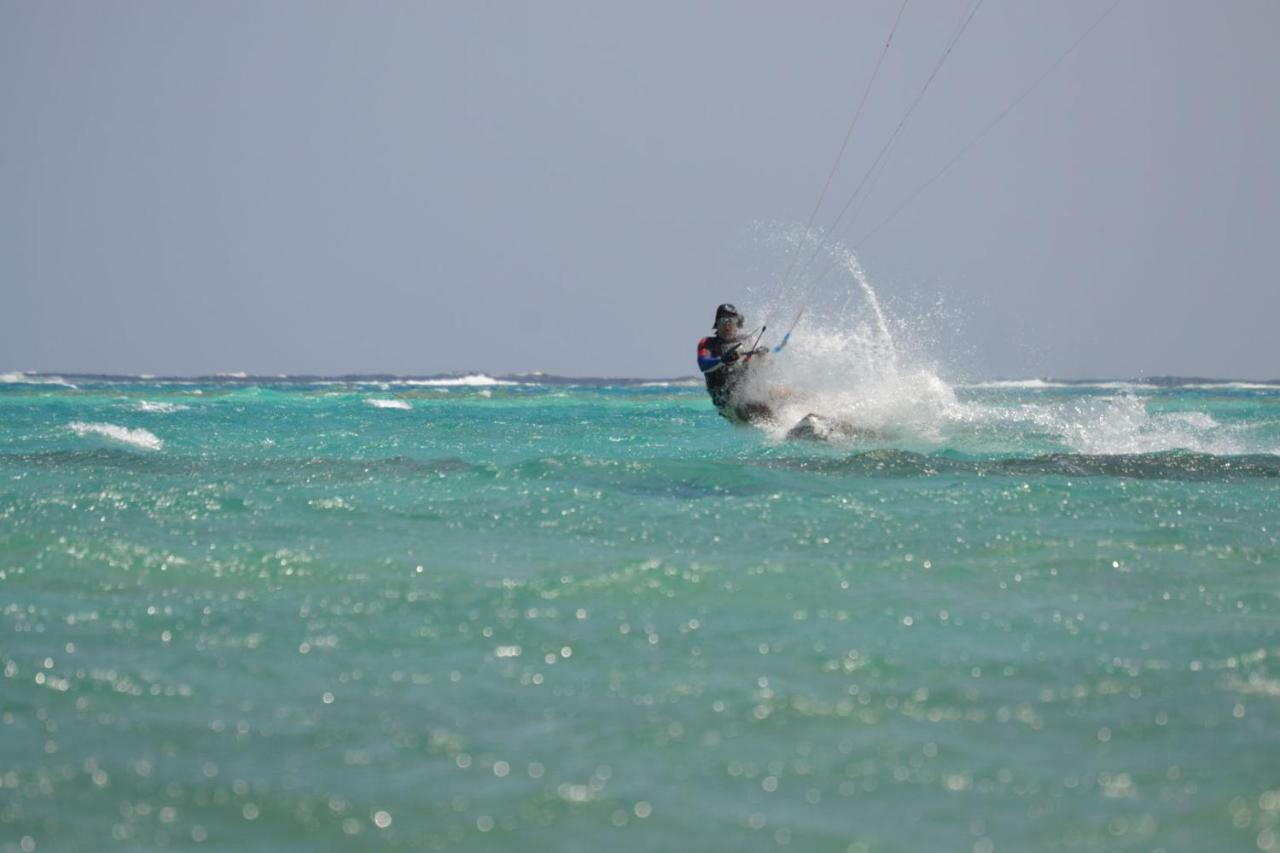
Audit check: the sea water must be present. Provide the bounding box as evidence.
[1,370,1278,852]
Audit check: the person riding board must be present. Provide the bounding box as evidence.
[696,304,773,423]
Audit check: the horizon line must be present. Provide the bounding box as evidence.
[4,370,1279,387]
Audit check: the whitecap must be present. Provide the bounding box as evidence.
[394,374,517,387]
[1090,381,1150,391]
[309,497,352,511]
[965,379,1151,392]
[1184,382,1278,391]
[137,401,189,413]
[365,398,412,410]
[966,379,1069,390]
[639,379,702,388]
[1046,396,1247,455]
[68,422,164,451]
[2,371,77,388]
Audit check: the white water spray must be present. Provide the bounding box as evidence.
[743,231,958,443]
[827,242,898,373]
[739,227,1256,454]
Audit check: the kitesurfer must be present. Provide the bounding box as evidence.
[696,303,773,423]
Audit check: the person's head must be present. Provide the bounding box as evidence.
[714,303,745,336]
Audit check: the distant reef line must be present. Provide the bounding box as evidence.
[4,371,1278,387]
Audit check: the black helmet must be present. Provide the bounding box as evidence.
[714,303,744,328]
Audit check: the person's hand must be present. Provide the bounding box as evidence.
[721,344,742,364]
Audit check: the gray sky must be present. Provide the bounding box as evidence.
[3,0,1277,379]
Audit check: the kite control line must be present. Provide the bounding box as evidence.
[744,325,768,361]
[774,306,806,353]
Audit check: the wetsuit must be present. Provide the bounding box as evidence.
[696,334,771,422]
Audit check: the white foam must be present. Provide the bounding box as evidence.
[215,371,249,379]
[1054,396,1245,455]
[639,379,702,388]
[967,379,1070,390]
[137,401,189,413]
[1091,381,1149,391]
[958,393,1252,456]
[735,235,961,444]
[965,379,1157,392]
[68,422,164,451]
[365,398,412,410]
[1,371,77,388]
[743,316,958,444]
[734,231,1264,455]
[394,374,516,387]
[1184,382,1278,391]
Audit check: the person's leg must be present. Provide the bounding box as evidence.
[734,401,774,423]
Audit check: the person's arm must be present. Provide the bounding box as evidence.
[698,338,734,374]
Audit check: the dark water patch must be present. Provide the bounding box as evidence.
[296,454,483,479]
[0,448,179,472]
[0,450,486,481]
[992,451,1280,480]
[1135,376,1279,388]
[45,371,693,384]
[760,450,1280,481]
[8,446,1276,486]
[501,454,785,498]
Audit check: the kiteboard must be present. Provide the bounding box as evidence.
[785,413,888,442]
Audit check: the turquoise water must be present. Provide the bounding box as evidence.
[2,373,1278,852]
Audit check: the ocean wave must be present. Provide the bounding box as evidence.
[365,398,412,410]
[966,379,1070,390]
[762,450,1280,481]
[1,371,77,388]
[1089,382,1149,390]
[392,374,517,387]
[1183,382,1279,391]
[67,422,164,451]
[1051,395,1246,456]
[966,379,1153,392]
[137,401,189,413]
[967,379,1277,393]
[0,451,480,480]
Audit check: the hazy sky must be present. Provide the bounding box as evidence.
[3,0,1277,379]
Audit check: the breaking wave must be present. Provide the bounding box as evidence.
[138,401,189,413]
[2,371,77,388]
[67,422,164,451]
[393,374,516,387]
[738,231,1277,457]
[759,449,1280,481]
